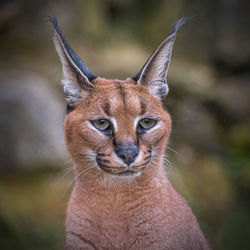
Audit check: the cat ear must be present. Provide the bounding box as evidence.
[51,16,97,103]
[133,17,188,101]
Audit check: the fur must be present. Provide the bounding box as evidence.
[52,17,211,250]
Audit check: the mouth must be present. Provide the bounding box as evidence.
[96,160,141,177]
[117,170,141,177]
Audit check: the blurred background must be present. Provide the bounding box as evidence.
[0,0,249,249]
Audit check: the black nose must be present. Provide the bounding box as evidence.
[115,144,139,165]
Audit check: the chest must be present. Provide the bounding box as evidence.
[65,191,186,250]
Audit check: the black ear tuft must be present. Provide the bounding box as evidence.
[132,17,190,83]
[169,17,189,36]
[131,17,188,101]
[50,15,97,82]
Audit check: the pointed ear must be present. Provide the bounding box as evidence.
[51,16,97,103]
[133,17,188,101]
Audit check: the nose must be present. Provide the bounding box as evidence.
[115,144,139,166]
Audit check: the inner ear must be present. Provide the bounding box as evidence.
[132,17,188,101]
[51,16,97,104]
[147,82,169,102]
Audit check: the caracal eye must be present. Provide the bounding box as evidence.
[139,118,156,130]
[92,119,111,131]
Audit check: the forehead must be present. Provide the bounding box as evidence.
[87,78,161,117]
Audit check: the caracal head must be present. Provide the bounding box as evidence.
[52,16,187,178]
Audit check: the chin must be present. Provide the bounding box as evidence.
[111,170,141,178]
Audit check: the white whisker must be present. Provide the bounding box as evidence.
[63,166,97,196]
[167,146,181,157]
[54,166,75,186]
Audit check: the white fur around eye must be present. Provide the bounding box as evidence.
[134,116,142,129]
[110,117,117,131]
[146,121,161,132]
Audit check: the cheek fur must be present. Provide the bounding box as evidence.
[65,114,110,154]
[140,117,171,149]
[78,124,112,152]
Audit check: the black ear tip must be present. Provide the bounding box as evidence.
[169,16,192,35]
[50,15,62,35]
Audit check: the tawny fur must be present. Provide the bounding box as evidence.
[64,78,211,249]
[51,16,211,249]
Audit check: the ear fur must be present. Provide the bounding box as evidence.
[51,16,97,103]
[133,17,188,101]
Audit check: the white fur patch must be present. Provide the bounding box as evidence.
[110,117,117,131]
[134,116,142,130]
[147,120,162,132]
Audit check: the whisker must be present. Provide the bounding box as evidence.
[167,146,181,157]
[54,166,75,186]
[63,158,73,167]
[74,166,97,182]
[164,157,172,166]
[63,166,97,196]
[133,162,148,169]
[80,153,96,158]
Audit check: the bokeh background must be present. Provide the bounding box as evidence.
[0,0,250,249]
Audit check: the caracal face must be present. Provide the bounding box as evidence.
[65,78,171,178]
